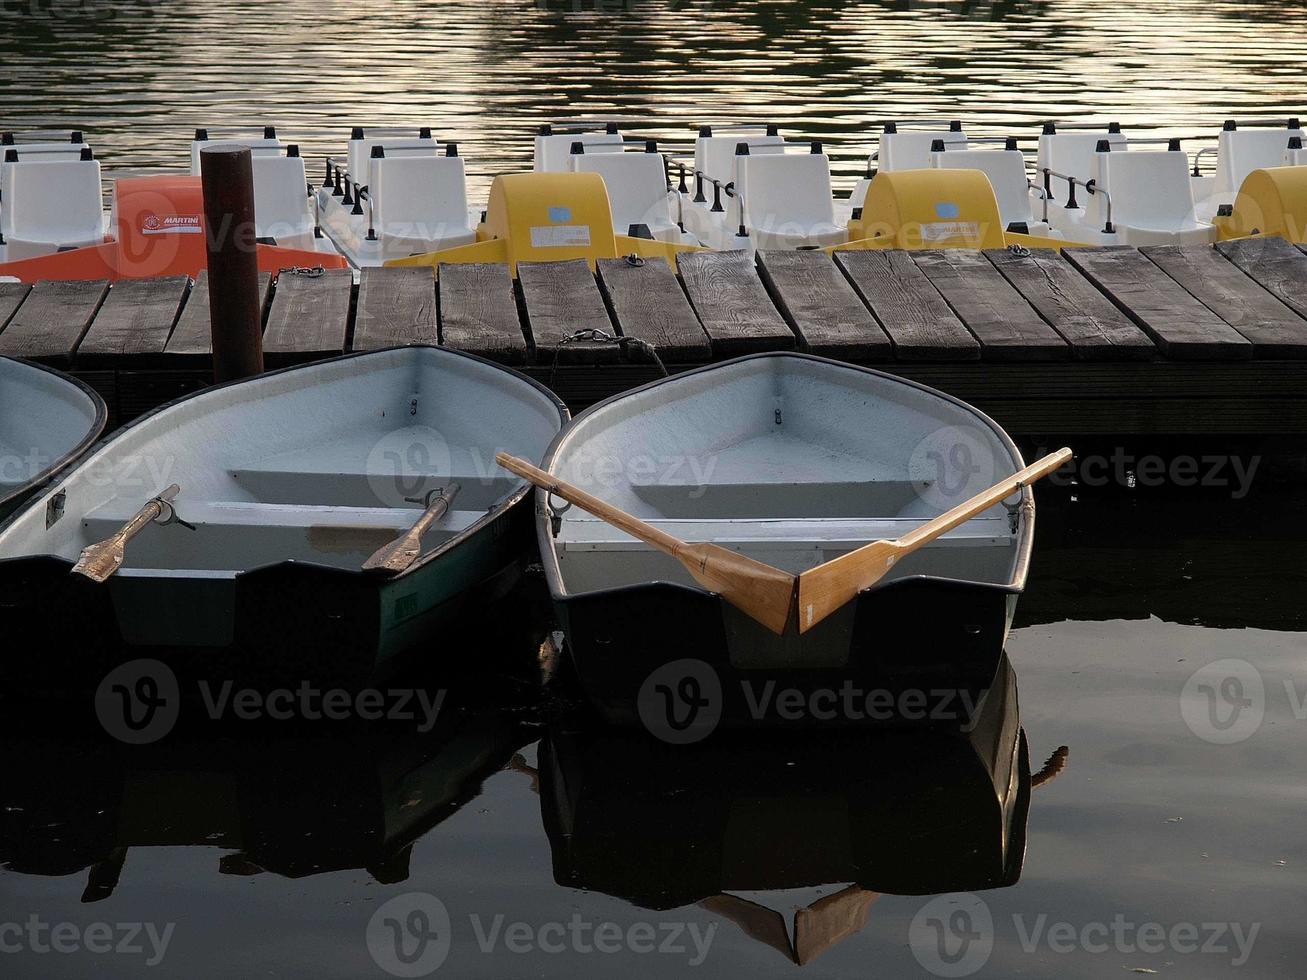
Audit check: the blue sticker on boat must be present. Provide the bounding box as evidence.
[548,206,572,223]
[935,201,960,219]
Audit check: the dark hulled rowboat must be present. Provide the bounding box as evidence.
[0,346,567,691]
[535,352,1037,728]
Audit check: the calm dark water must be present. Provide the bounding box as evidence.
[3,0,1307,199]
[2,476,1305,978]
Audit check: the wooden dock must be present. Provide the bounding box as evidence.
[4,238,1307,436]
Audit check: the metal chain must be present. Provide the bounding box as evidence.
[547,327,669,388]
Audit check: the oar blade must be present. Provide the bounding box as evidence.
[796,540,901,635]
[71,541,126,584]
[679,542,797,636]
[361,533,422,575]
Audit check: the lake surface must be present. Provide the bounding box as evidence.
[4,0,1307,199]
[3,2,1307,976]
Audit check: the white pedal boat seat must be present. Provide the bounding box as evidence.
[189,127,284,176]
[250,147,324,252]
[535,124,624,173]
[849,122,968,213]
[1193,120,1304,221]
[681,126,785,248]
[568,141,682,243]
[1031,124,1128,239]
[733,144,847,249]
[0,148,105,260]
[1088,142,1216,246]
[930,139,1055,237]
[369,151,477,254]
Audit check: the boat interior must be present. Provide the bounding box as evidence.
[4,115,1304,270]
[0,359,104,503]
[0,349,564,577]
[546,356,1026,596]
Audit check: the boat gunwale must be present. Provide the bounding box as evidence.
[0,344,569,581]
[0,356,108,517]
[534,350,1035,603]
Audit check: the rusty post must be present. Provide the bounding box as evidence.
[200,144,264,382]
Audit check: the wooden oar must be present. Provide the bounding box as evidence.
[496,453,797,635]
[362,482,462,574]
[72,484,183,583]
[796,448,1073,634]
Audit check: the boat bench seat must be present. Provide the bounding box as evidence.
[1034,130,1128,236]
[83,499,482,532]
[568,149,681,242]
[370,155,477,251]
[558,515,1012,550]
[0,157,104,255]
[347,135,438,188]
[881,128,967,172]
[229,466,520,512]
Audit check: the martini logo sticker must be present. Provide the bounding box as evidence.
[141,213,202,235]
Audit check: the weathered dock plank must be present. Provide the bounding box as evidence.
[353,266,437,350]
[0,282,30,332]
[77,276,189,361]
[517,259,619,364]
[437,262,528,364]
[596,257,711,362]
[834,250,980,360]
[0,279,108,363]
[1063,246,1253,360]
[985,247,1155,360]
[756,250,891,361]
[912,249,1068,360]
[164,271,273,357]
[678,250,795,355]
[1217,237,1307,323]
[262,268,353,365]
[1143,244,1307,358]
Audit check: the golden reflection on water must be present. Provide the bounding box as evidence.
[1,0,1303,197]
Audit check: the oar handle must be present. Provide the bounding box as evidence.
[496,453,686,556]
[900,448,1072,549]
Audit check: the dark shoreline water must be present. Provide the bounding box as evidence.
[2,475,1305,978]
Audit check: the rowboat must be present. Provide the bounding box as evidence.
[0,357,106,522]
[0,346,567,690]
[530,352,1044,728]
[538,656,1032,963]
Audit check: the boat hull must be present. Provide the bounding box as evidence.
[0,486,535,694]
[557,575,1018,730]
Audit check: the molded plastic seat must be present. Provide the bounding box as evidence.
[250,153,315,249]
[0,157,105,256]
[1285,146,1307,166]
[189,137,283,176]
[569,149,680,242]
[535,130,623,172]
[735,150,847,249]
[347,134,437,188]
[1088,147,1215,245]
[694,133,785,185]
[930,146,1053,235]
[1034,129,1129,236]
[1193,125,1305,219]
[880,126,967,171]
[370,155,476,252]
